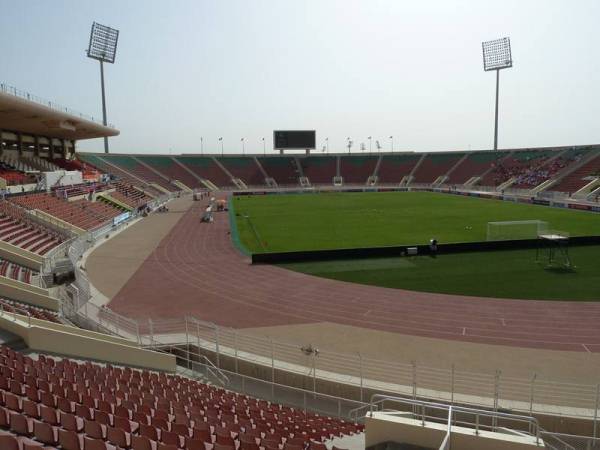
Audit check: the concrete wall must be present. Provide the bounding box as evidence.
[365,413,543,450]
[29,209,86,236]
[0,312,176,372]
[0,276,58,311]
[0,241,43,269]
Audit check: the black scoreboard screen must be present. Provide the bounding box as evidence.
[273,130,316,149]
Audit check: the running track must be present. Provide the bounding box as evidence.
[108,199,600,353]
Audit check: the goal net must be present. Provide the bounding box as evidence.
[486,220,549,241]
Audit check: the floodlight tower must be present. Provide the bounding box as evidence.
[86,22,120,154]
[482,37,513,151]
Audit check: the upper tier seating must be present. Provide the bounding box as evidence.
[135,156,203,190]
[10,193,122,231]
[0,345,363,450]
[0,258,37,286]
[446,151,504,184]
[551,154,600,194]
[0,202,64,255]
[256,157,299,186]
[100,156,176,193]
[51,158,105,181]
[51,158,85,172]
[376,154,421,184]
[0,298,59,323]
[216,158,264,187]
[412,153,464,183]
[340,156,378,184]
[299,157,336,185]
[175,157,233,188]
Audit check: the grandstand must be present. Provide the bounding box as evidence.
[298,156,337,185]
[339,156,379,185]
[217,157,266,188]
[2,27,600,450]
[0,344,362,450]
[77,145,600,196]
[256,156,299,187]
[137,156,204,191]
[175,156,234,189]
[10,193,123,231]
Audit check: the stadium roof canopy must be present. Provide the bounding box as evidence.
[0,87,119,140]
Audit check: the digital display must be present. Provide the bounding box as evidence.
[274,130,316,149]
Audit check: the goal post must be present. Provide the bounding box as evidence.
[486,220,549,241]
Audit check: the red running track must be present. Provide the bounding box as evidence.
[108,200,600,353]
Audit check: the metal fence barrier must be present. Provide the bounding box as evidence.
[59,191,600,437]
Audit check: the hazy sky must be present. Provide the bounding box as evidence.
[2,0,599,154]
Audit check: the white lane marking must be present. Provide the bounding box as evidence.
[582,344,592,353]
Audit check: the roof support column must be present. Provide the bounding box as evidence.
[17,132,23,157]
[34,135,40,157]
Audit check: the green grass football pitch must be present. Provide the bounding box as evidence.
[232,191,600,253]
[279,246,600,301]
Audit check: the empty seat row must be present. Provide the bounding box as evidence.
[10,194,122,231]
[0,346,361,450]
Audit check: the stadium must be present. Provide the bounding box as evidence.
[0,2,600,450]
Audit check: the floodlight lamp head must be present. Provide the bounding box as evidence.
[482,37,512,71]
[87,22,119,64]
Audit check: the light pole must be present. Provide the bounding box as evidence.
[86,22,119,154]
[200,136,203,155]
[368,136,372,153]
[482,37,513,151]
[389,136,394,152]
[219,137,223,156]
[262,137,265,155]
[241,137,245,155]
[325,137,329,153]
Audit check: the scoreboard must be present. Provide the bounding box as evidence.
[273,130,316,150]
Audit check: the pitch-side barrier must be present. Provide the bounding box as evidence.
[60,190,600,437]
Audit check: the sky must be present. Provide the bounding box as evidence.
[1,0,599,154]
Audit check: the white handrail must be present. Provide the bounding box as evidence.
[60,191,600,430]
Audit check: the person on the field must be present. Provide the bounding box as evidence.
[429,238,438,256]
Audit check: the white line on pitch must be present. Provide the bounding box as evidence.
[582,344,592,353]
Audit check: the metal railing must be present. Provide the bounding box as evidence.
[0,83,115,128]
[540,431,600,450]
[367,394,540,439]
[63,303,600,427]
[59,192,600,435]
